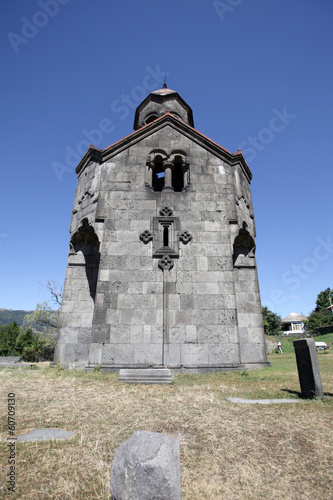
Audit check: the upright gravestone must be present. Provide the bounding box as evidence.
[293,339,324,398]
[110,431,181,500]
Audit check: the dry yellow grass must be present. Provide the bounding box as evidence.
[0,351,332,499]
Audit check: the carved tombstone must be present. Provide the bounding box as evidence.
[54,84,269,372]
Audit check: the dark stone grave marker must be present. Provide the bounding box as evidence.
[293,338,323,398]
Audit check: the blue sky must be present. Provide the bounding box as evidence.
[0,0,332,318]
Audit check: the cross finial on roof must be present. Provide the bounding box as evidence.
[163,74,167,88]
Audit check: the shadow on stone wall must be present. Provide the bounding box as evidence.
[69,218,100,301]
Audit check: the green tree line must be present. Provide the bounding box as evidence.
[0,322,55,362]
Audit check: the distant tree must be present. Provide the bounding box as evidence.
[262,307,281,335]
[0,322,21,356]
[21,335,56,362]
[23,281,62,335]
[314,287,332,312]
[44,280,62,308]
[306,310,333,331]
[305,287,333,331]
[15,328,35,354]
[23,302,59,333]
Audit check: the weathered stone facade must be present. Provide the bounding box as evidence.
[54,86,269,372]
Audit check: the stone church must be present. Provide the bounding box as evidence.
[54,84,269,372]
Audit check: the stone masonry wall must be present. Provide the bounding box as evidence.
[55,123,268,372]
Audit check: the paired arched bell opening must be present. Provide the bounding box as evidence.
[146,150,189,192]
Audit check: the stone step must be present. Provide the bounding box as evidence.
[118,368,172,384]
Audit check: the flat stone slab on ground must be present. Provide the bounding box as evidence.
[118,368,172,384]
[111,430,181,500]
[0,356,22,367]
[226,397,301,404]
[0,356,21,363]
[17,428,75,441]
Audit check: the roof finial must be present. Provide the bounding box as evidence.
[163,74,167,89]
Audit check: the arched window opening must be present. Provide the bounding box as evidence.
[147,150,189,192]
[152,162,165,191]
[145,114,158,125]
[172,161,184,192]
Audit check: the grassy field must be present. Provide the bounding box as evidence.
[0,336,332,499]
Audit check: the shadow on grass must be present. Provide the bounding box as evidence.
[282,388,333,399]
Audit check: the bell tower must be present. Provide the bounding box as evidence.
[54,84,269,373]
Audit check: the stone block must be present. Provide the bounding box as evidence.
[110,431,181,499]
[91,325,109,343]
[169,325,186,344]
[129,325,144,344]
[197,256,208,271]
[99,269,110,281]
[128,282,144,294]
[134,345,163,365]
[169,294,181,310]
[166,344,181,366]
[80,313,94,328]
[197,325,229,344]
[181,343,208,365]
[293,339,324,398]
[208,343,239,364]
[88,343,103,365]
[102,344,134,365]
[240,341,266,364]
[109,325,130,344]
[58,327,78,344]
[185,325,197,343]
[119,368,171,384]
[78,327,93,344]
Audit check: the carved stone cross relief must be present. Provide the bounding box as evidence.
[140,207,192,271]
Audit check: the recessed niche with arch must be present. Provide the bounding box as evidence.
[233,222,256,268]
[68,218,100,300]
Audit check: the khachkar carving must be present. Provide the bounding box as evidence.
[140,207,192,271]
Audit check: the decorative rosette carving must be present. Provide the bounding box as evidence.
[159,206,173,217]
[158,255,174,271]
[179,231,192,244]
[139,230,153,244]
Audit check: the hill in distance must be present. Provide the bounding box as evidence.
[0,309,33,327]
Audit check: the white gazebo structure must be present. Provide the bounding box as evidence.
[281,312,308,334]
